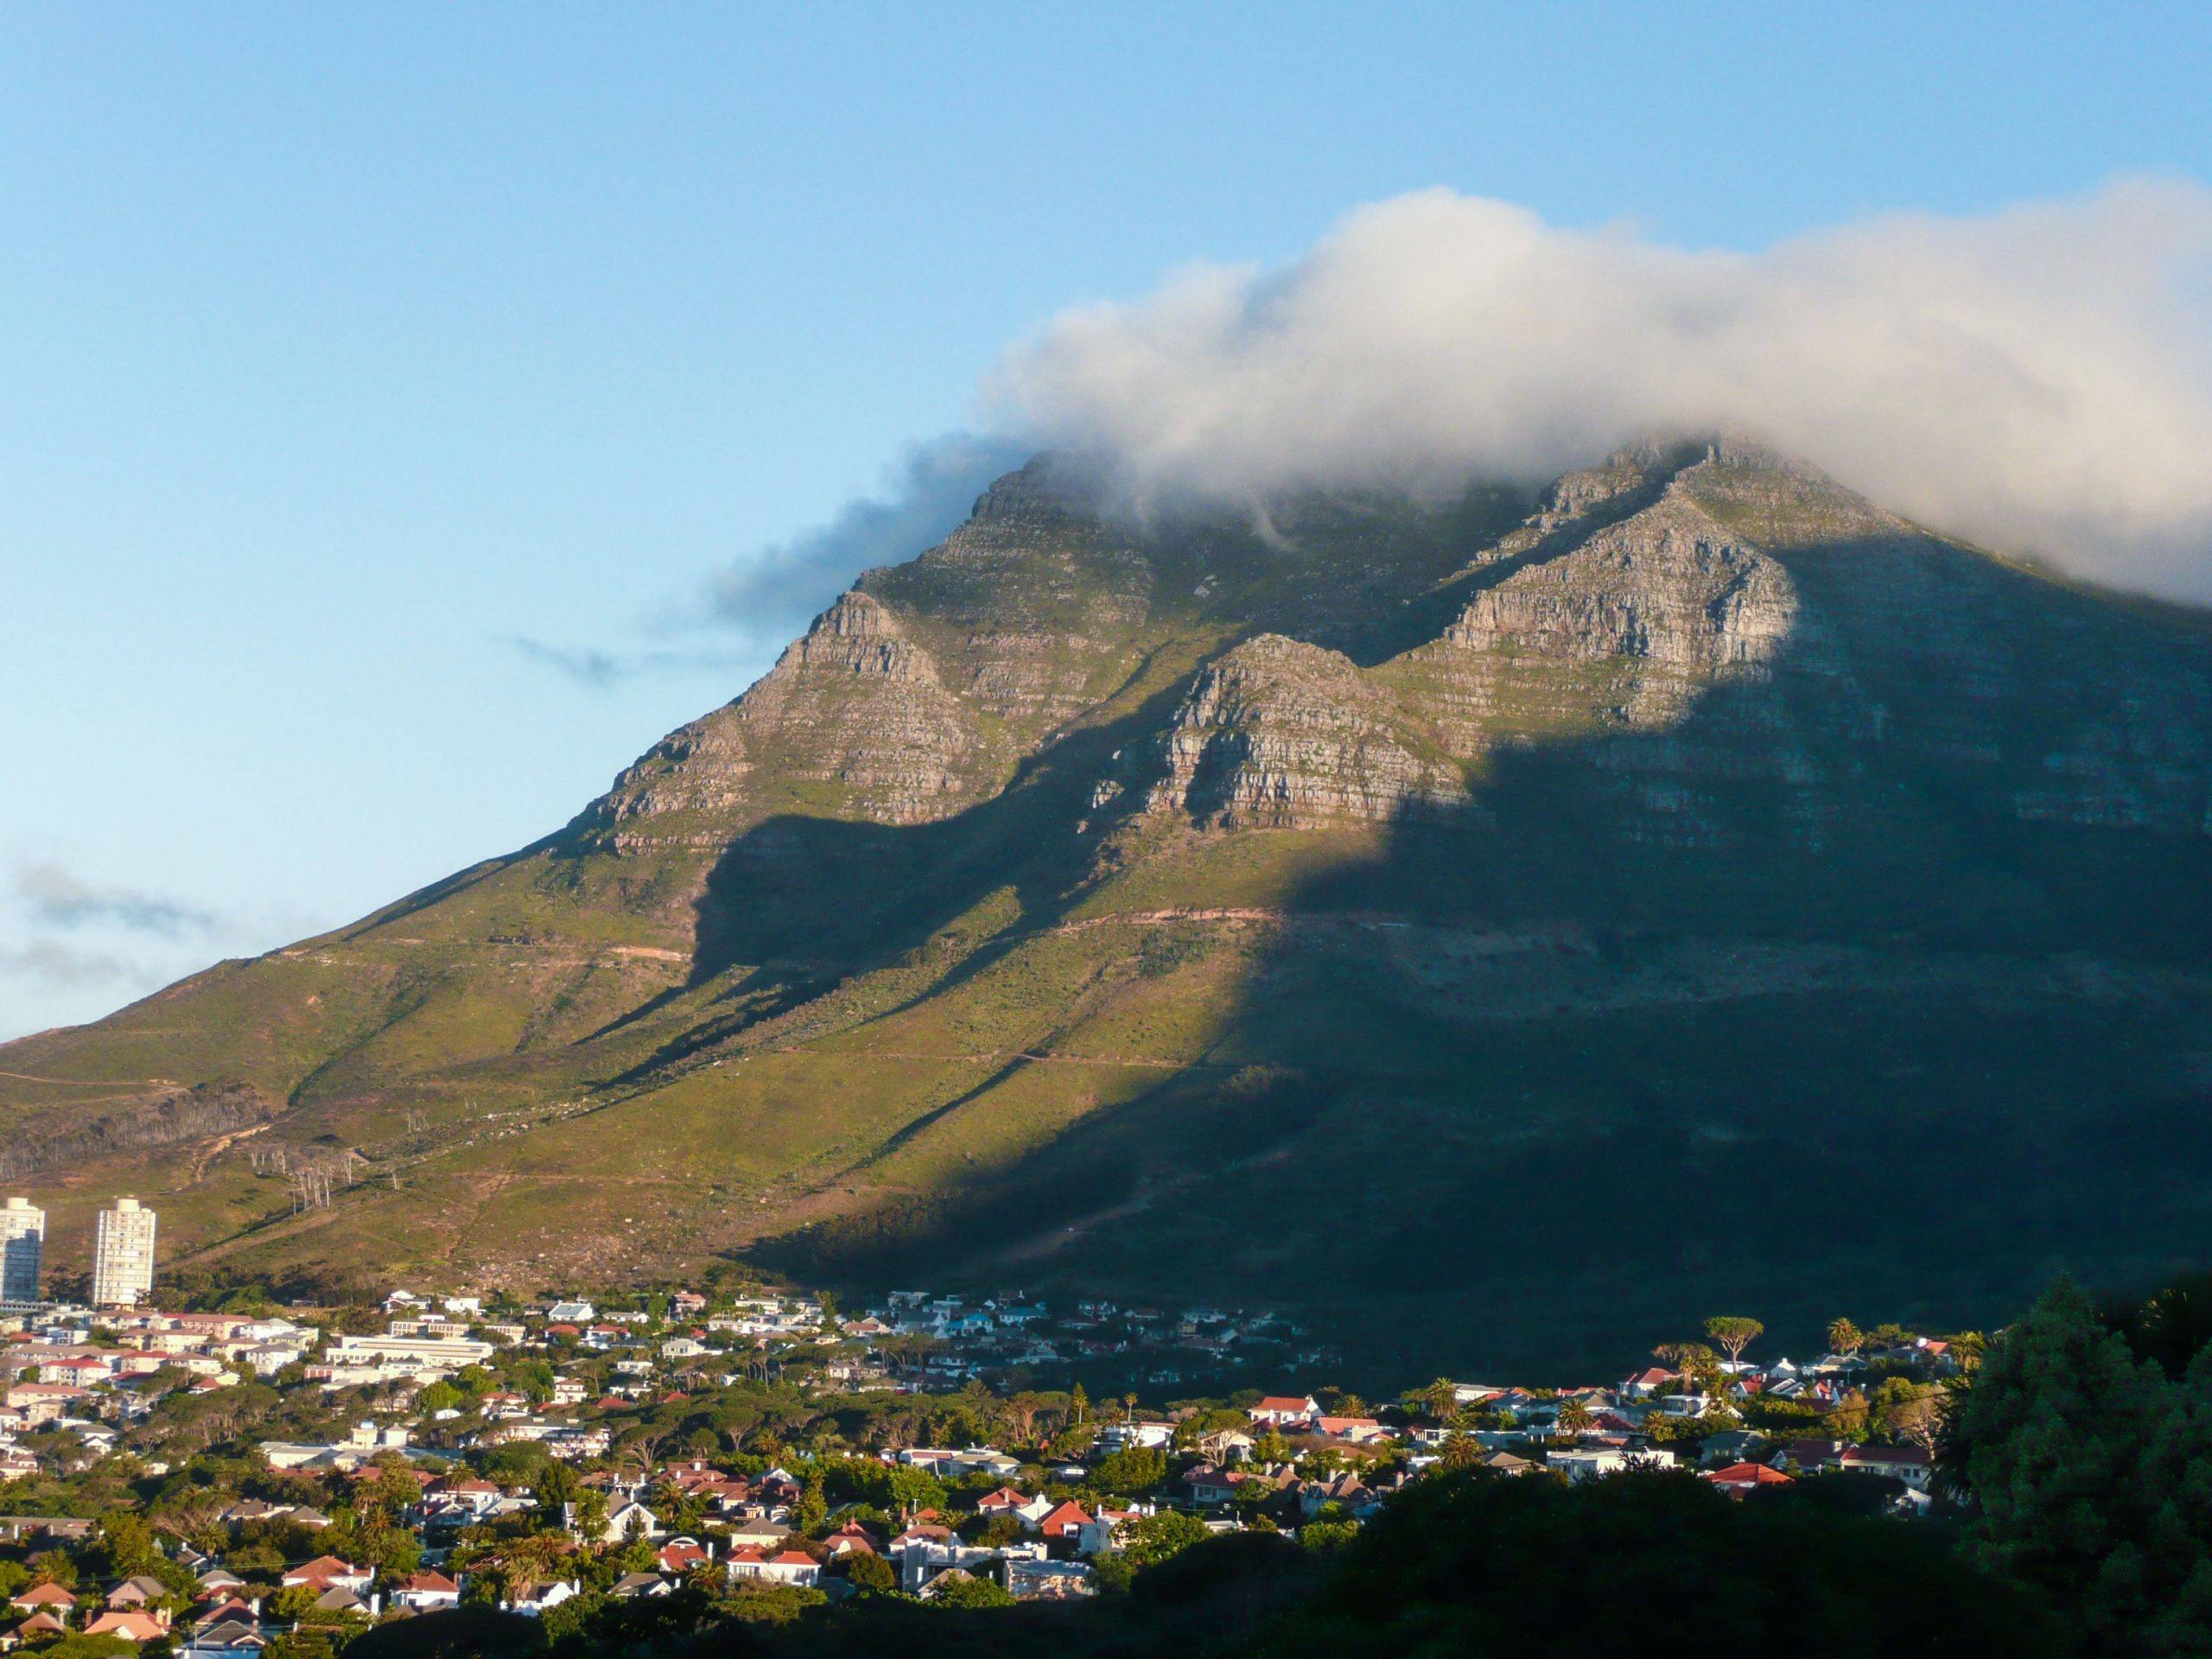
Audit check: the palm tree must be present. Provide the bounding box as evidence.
[1422,1377,1458,1421]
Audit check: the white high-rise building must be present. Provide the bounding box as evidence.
[92,1196,157,1308]
[0,1197,42,1303]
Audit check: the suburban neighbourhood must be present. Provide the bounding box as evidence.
[0,1192,1971,1654]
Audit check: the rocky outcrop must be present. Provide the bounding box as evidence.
[1141,635,1461,828]
[1444,483,1796,677]
[0,1082,276,1182]
[588,588,983,842]
[783,591,940,682]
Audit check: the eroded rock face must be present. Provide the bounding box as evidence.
[0,1083,276,1182]
[582,438,2212,868]
[588,588,981,843]
[1141,635,1461,828]
[1444,481,1796,677]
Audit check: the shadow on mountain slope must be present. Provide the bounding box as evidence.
[748,515,2212,1379]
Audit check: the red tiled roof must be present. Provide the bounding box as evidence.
[1039,1500,1092,1535]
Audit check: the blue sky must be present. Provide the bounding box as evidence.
[6,2,2211,1038]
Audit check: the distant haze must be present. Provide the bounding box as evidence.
[989,180,2212,601]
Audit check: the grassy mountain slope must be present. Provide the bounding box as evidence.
[7,443,2211,1374]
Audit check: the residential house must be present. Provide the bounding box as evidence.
[504,1581,580,1618]
[1839,1443,1933,1488]
[1179,1420,1249,1459]
[726,1548,820,1587]
[391,1572,461,1612]
[1246,1395,1319,1427]
[601,1500,659,1543]
[1474,1451,1538,1477]
[1035,1500,1092,1542]
[308,1587,374,1618]
[1548,1446,1678,1483]
[1095,1420,1175,1452]
[176,1617,268,1658]
[1179,1464,1243,1507]
[655,1538,712,1576]
[1704,1461,1795,1497]
[1298,1471,1372,1517]
[1769,1439,1844,1474]
[86,1611,171,1642]
[11,1583,77,1618]
[280,1558,372,1596]
[1311,1414,1389,1443]
[1696,1430,1765,1467]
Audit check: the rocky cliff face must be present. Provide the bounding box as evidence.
[0,1083,276,1183]
[7,435,2212,1370]
[593,589,983,842]
[1140,633,1461,828]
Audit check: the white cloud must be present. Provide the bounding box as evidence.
[988,179,2212,599]
[707,432,1032,641]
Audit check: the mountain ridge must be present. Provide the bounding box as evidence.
[8,436,2211,1372]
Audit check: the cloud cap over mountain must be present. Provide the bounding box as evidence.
[990,179,2212,600]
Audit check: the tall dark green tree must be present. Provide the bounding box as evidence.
[1947,1278,2212,1652]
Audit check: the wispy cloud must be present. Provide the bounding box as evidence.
[513,435,1027,689]
[509,637,749,690]
[990,178,2212,601]
[16,860,220,938]
[706,432,1030,643]
[0,938,143,988]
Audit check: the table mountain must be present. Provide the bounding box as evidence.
[9,439,2211,1372]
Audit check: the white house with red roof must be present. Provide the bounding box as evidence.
[281,1557,372,1595]
[1838,1443,1933,1488]
[1246,1395,1319,1427]
[391,1571,461,1611]
[1312,1414,1389,1443]
[1034,1499,1092,1542]
[11,1581,78,1617]
[655,1537,712,1575]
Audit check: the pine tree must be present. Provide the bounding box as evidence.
[1948,1278,2204,1648]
